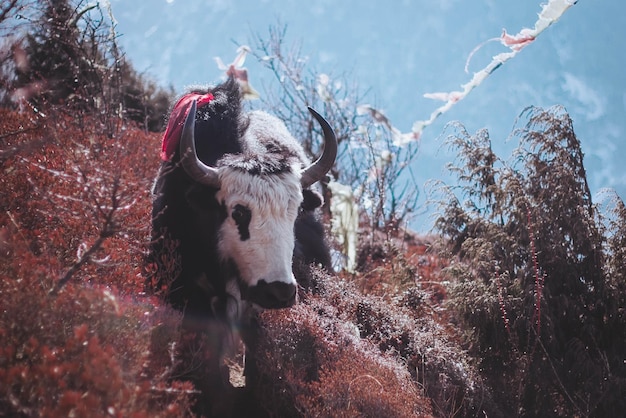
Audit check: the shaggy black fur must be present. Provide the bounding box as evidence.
[147,77,332,417]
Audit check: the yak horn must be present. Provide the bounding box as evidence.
[180,100,221,188]
[300,107,337,188]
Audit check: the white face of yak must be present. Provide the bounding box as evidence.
[215,165,302,309]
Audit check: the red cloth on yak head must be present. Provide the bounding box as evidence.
[160,92,214,161]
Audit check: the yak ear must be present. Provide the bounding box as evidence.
[302,189,323,211]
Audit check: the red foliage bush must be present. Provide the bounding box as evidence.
[253,295,432,417]
[0,230,195,417]
[251,267,496,417]
[354,230,448,307]
[1,108,156,293]
[0,108,195,417]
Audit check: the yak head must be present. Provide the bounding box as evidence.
[179,100,336,310]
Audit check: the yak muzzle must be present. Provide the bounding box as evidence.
[246,280,297,309]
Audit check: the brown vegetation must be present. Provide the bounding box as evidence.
[0,109,195,417]
[0,106,487,417]
[435,107,626,416]
[2,2,625,417]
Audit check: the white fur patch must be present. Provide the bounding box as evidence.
[216,166,303,288]
[243,111,310,164]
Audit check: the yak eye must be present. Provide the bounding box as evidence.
[232,204,251,241]
[232,204,251,225]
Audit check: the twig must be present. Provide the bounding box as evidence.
[5,210,29,250]
[494,265,511,337]
[347,374,384,410]
[50,235,104,295]
[49,178,120,295]
[526,205,544,351]
[536,337,585,416]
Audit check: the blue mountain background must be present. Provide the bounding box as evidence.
[111,0,625,232]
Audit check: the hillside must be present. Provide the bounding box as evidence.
[2,1,626,415]
[0,108,488,417]
[3,68,626,418]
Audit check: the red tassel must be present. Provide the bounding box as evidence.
[160,92,214,161]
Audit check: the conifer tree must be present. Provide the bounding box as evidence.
[436,105,626,416]
[16,0,100,107]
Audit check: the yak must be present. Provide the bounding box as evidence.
[148,77,336,414]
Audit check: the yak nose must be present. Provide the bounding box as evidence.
[247,280,297,309]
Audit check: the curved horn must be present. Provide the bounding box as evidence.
[180,99,220,188]
[300,107,337,188]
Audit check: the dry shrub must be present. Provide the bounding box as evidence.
[300,352,425,418]
[253,295,432,418]
[353,229,447,305]
[351,293,494,417]
[0,224,194,417]
[0,108,196,417]
[0,107,157,294]
[436,106,626,416]
[251,268,496,418]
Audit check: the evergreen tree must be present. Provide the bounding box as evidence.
[16,0,101,107]
[436,105,626,416]
[8,0,173,131]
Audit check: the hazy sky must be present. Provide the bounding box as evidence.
[111,0,625,231]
